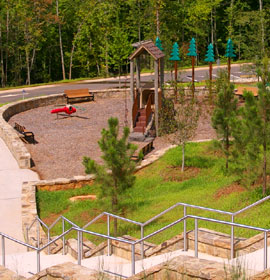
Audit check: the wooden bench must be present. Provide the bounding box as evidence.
[64,88,94,103]
[14,122,35,143]
[131,139,154,161]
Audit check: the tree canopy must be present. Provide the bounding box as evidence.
[0,0,269,87]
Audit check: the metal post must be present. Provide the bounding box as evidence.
[1,236,5,266]
[264,231,268,270]
[77,231,81,265]
[141,226,144,259]
[231,215,234,259]
[131,244,135,275]
[62,218,65,255]
[37,221,40,249]
[184,206,187,251]
[47,230,50,255]
[37,250,40,273]
[195,218,198,258]
[107,215,111,256]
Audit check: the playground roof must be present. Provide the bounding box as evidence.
[129,41,165,61]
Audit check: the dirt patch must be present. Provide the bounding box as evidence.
[162,166,200,182]
[214,183,246,200]
[69,194,96,202]
[42,209,69,226]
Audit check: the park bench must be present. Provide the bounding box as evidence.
[64,88,94,103]
[14,122,35,143]
[131,139,154,161]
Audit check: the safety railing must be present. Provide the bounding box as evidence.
[26,195,270,261]
[4,213,270,277]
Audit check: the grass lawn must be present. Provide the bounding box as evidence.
[36,141,270,245]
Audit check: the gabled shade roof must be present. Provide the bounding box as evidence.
[129,41,165,61]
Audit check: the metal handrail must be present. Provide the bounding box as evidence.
[2,211,270,277]
[20,195,270,276]
[234,194,270,215]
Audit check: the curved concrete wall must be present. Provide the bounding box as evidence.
[0,94,65,168]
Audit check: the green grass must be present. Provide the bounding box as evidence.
[36,141,269,245]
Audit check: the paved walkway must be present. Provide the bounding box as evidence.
[0,137,39,255]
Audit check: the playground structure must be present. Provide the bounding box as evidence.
[129,40,165,137]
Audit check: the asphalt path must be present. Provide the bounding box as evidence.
[0,63,255,103]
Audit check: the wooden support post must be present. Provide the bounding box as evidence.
[228,58,231,82]
[209,62,213,98]
[130,60,134,130]
[192,56,195,97]
[154,60,159,137]
[174,61,178,102]
[160,57,165,90]
[136,57,142,108]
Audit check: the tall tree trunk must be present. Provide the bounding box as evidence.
[26,50,31,85]
[229,0,234,37]
[259,0,265,57]
[156,0,160,37]
[0,23,5,87]
[137,0,141,42]
[5,7,9,85]
[112,194,118,236]
[263,137,266,195]
[69,24,82,80]
[211,7,214,44]
[56,0,66,80]
[214,7,219,57]
[226,127,229,170]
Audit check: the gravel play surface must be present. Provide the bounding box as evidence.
[8,96,216,180]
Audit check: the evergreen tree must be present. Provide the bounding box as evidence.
[169,42,180,61]
[212,70,238,170]
[205,43,215,82]
[83,117,140,235]
[204,43,215,62]
[225,39,236,80]
[231,90,262,187]
[155,36,163,51]
[187,38,197,96]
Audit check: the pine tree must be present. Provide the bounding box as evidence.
[205,43,215,63]
[169,42,181,101]
[187,38,197,96]
[83,117,140,235]
[205,43,215,92]
[225,39,236,80]
[187,38,197,57]
[169,42,180,61]
[225,39,236,58]
[212,70,238,170]
[155,36,163,51]
[231,90,262,187]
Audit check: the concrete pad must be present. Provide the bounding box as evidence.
[0,137,39,255]
[0,251,75,278]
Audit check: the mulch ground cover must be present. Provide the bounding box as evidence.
[8,96,216,180]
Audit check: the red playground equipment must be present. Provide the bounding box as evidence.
[51,105,76,117]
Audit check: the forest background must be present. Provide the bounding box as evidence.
[0,0,269,87]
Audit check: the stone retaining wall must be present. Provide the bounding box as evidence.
[0,94,65,168]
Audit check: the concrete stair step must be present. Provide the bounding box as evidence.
[0,251,75,278]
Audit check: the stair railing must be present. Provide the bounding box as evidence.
[2,215,269,277]
[144,94,153,134]
[132,89,139,127]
